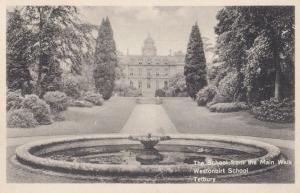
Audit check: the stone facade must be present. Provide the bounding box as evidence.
[119,35,185,96]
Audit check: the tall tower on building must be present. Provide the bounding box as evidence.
[142,34,157,56]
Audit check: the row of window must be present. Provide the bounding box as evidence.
[138,62,169,65]
[129,80,168,89]
[129,68,170,76]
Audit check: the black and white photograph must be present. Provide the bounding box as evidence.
[3,2,296,189]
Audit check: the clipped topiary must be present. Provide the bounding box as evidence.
[251,98,294,123]
[73,100,93,108]
[126,88,142,97]
[7,90,23,111]
[196,85,217,106]
[235,102,250,110]
[208,103,241,113]
[83,92,104,106]
[155,89,166,97]
[206,101,217,108]
[7,109,38,128]
[22,94,52,125]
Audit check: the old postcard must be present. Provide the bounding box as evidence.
[1,0,299,193]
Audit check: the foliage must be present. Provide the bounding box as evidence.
[213,71,239,103]
[244,33,275,103]
[164,89,173,97]
[93,17,117,100]
[208,103,242,113]
[7,109,38,128]
[126,88,142,97]
[71,100,93,108]
[235,102,250,110]
[206,101,217,108]
[215,7,294,102]
[7,6,93,97]
[22,94,52,125]
[207,62,227,86]
[63,76,81,99]
[77,64,96,92]
[7,90,24,111]
[176,92,189,97]
[6,10,33,95]
[155,89,166,97]
[184,23,207,99]
[43,91,68,113]
[168,73,187,96]
[196,85,217,106]
[83,92,104,106]
[251,98,294,123]
[114,83,142,97]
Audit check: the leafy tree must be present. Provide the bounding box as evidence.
[184,23,207,99]
[93,17,117,100]
[214,7,257,101]
[6,9,33,95]
[168,73,187,95]
[214,6,294,103]
[8,6,93,97]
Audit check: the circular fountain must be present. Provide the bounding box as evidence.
[128,133,171,164]
[15,133,283,182]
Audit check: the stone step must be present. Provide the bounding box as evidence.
[135,97,163,104]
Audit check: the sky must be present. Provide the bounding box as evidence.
[79,6,222,56]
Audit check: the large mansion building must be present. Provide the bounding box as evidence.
[119,35,185,96]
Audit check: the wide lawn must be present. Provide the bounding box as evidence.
[7,97,136,139]
[162,97,294,140]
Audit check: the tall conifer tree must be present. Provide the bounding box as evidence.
[93,17,117,100]
[184,23,207,99]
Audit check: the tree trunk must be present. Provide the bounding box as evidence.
[274,67,281,99]
[273,44,282,100]
[272,33,282,100]
[36,7,44,97]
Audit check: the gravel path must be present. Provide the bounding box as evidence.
[120,104,178,134]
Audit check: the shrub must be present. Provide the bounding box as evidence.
[114,84,142,97]
[251,98,294,123]
[212,94,231,104]
[164,89,174,97]
[22,94,52,125]
[44,91,68,112]
[155,89,166,97]
[206,101,217,108]
[7,90,23,111]
[126,88,142,97]
[213,71,239,103]
[72,100,93,108]
[63,76,81,99]
[7,109,38,128]
[83,92,104,106]
[235,102,250,110]
[196,85,217,106]
[44,91,68,121]
[177,92,189,97]
[208,103,241,113]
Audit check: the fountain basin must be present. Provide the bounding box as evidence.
[15,134,282,181]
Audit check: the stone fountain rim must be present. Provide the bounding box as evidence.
[15,134,281,176]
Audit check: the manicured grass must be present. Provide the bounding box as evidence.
[7,97,136,138]
[162,97,294,140]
